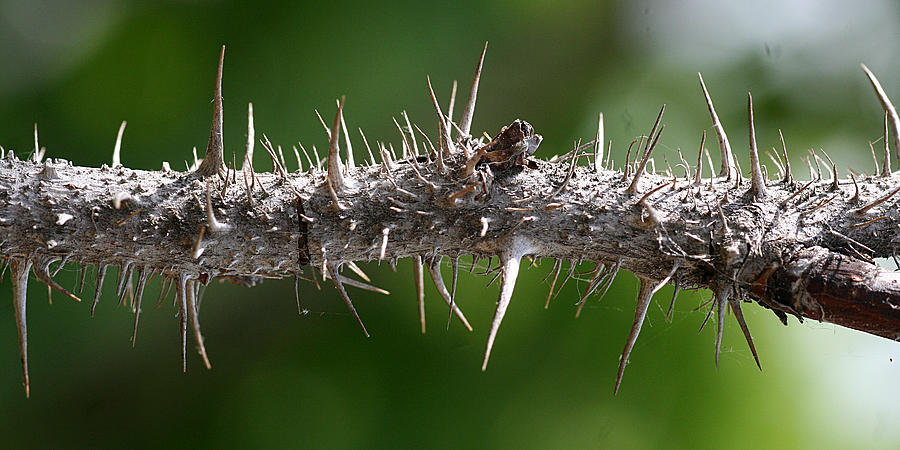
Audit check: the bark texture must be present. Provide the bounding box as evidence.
[1,51,899,396]
[2,147,898,339]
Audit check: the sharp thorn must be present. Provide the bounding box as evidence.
[627,105,666,194]
[693,130,706,185]
[111,121,127,167]
[359,128,376,168]
[460,42,488,137]
[292,146,303,172]
[11,259,32,397]
[554,260,578,300]
[482,238,533,371]
[884,111,892,177]
[414,255,426,334]
[33,123,41,163]
[327,262,370,337]
[187,279,212,369]
[293,273,303,316]
[91,264,107,317]
[402,111,420,158]
[379,228,390,261]
[854,184,900,215]
[575,263,607,318]
[205,180,231,232]
[447,80,458,139]
[448,254,460,330]
[427,256,473,331]
[777,129,793,185]
[176,274,188,372]
[715,283,728,369]
[115,262,132,300]
[345,261,370,282]
[609,268,673,394]
[665,274,681,323]
[337,98,355,170]
[594,113,604,174]
[196,45,226,178]
[594,259,622,305]
[869,141,881,177]
[77,264,88,294]
[33,258,80,302]
[327,97,348,193]
[326,273,390,295]
[747,93,768,199]
[698,73,736,180]
[544,258,562,309]
[614,277,653,395]
[242,103,254,172]
[861,64,900,168]
[315,109,332,140]
[613,263,677,394]
[157,275,173,308]
[426,76,449,169]
[728,294,761,370]
[130,268,149,347]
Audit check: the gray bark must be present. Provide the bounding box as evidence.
[1,128,899,393]
[1,148,897,330]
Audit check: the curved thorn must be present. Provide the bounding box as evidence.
[482,237,533,371]
[593,258,622,305]
[187,279,212,369]
[338,99,354,171]
[33,258,80,302]
[861,64,900,168]
[553,260,578,300]
[111,121,127,167]
[544,258,562,309]
[575,263,607,318]
[627,105,666,194]
[402,111,419,158]
[327,262,370,337]
[698,73,735,180]
[615,277,653,395]
[728,295,761,370]
[427,256,473,332]
[614,263,677,394]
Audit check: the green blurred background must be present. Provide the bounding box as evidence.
[0,0,898,448]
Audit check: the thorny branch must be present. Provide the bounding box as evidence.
[1,46,899,398]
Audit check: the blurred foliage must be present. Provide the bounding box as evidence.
[0,0,898,448]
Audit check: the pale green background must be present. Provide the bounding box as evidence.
[0,0,898,448]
